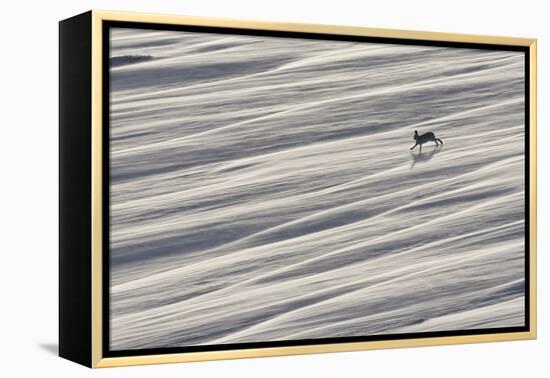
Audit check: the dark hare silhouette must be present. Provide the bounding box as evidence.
[410,130,443,152]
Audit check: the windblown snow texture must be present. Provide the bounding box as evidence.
[108,27,526,350]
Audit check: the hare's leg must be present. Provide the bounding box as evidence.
[410,143,417,150]
[419,144,422,152]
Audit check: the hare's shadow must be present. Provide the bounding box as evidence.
[410,144,443,169]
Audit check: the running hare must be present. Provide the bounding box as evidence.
[410,130,443,152]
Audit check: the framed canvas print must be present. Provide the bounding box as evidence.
[59,10,537,368]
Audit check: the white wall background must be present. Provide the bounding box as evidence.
[1,0,546,376]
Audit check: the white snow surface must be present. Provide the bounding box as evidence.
[108,27,526,350]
